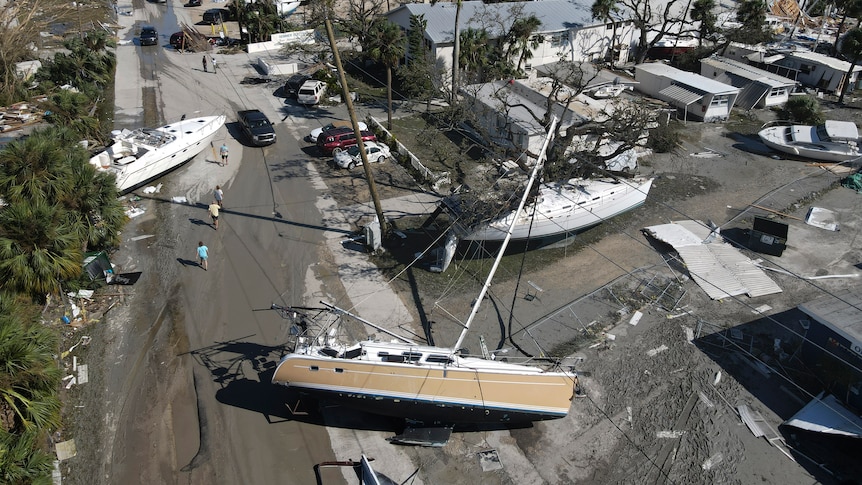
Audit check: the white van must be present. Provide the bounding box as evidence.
[297,80,326,105]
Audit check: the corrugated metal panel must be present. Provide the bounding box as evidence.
[658,85,703,105]
[644,221,782,299]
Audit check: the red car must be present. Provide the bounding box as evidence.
[316,127,377,156]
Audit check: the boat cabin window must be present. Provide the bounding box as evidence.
[426,354,454,364]
[343,348,362,359]
[320,347,339,357]
[378,352,405,363]
[335,368,344,373]
[310,366,319,371]
[402,352,422,363]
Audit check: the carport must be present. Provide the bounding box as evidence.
[657,85,702,124]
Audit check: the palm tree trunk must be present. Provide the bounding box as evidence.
[838,60,858,104]
[387,66,393,129]
[452,0,462,103]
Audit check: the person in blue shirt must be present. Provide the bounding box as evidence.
[197,241,209,271]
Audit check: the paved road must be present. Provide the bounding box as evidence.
[81,1,435,484]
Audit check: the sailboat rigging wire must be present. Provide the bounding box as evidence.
[453,117,559,352]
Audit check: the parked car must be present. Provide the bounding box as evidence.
[139,26,158,46]
[184,0,201,6]
[238,109,276,146]
[316,127,376,156]
[333,141,391,169]
[282,74,310,98]
[297,80,327,105]
[308,120,368,143]
[202,8,229,24]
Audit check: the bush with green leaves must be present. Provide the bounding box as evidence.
[648,120,683,153]
[775,95,825,125]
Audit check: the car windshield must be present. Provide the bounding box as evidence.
[345,146,361,156]
[249,119,270,128]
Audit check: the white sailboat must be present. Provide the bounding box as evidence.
[271,120,581,427]
[758,120,860,162]
[89,115,226,193]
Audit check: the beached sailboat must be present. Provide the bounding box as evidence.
[271,121,580,428]
[89,115,226,193]
[758,120,860,162]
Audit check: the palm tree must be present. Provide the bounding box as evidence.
[832,0,862,55]
[0,127,75,205]
[591,0,619,67]
[505,15,543,73]
[431,0,463,102]
[367,20,406,130]
[62,162,126,251]
[459,28,491,83]
[690,0,717,47]
[0,200,84,297]
[838,28,862,104]
[0,296,61,482]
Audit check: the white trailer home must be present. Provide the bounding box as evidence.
[700,56,797,109]
[771,50,862,95]
[634,63,740,123]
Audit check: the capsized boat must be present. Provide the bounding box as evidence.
[271,119,581,426]
[445,177,654,244]
[90,115,226,193]
[758,120,860,162]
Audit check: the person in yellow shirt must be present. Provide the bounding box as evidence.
[208,200,220,230]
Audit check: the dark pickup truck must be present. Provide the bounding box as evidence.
[237,110,276,146]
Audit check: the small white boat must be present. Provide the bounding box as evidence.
[758,120,860,162]
[90,115,226,193]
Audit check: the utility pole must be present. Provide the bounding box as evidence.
[322,14,388,237]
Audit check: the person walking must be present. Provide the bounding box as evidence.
[219,143,229,166]
[211,56,217,74]
[202,55,208,73]
[214,185,224,207]
[208,200,220,229]
[197,241,209,271]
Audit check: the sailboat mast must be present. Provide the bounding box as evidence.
[452,118,558,352]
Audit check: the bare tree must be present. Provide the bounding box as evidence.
[618,0,686,64]
[0,0,77,104]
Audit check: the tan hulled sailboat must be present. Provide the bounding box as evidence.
[271,119,580,427]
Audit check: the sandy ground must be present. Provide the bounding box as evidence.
[53,1,862,483]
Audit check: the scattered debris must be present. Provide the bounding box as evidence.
[55,439,77,461]
[698,391,714,408]
[805,207,839,231]
[713,371,722,386]
[656,430,686,438]
[171,196,188,204]
[629,310,643,326]
[647,344,668,357]
[130,234,155,241]
[477,449,503,472]
[683,326,694,343]
[752,304,772,315]
[77,364,88,385]
[67,289,95,300]
[125,207,145,218]
[701,452,723,470]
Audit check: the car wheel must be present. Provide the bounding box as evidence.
[377,156,385,163]
[333,147,342,154]
[347,162,356,170]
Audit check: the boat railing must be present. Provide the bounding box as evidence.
[759,120,794,130]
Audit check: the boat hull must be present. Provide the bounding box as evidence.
[459,178,654,243]
[91,115,226,193]
[272,354,574,424]
[758,124,860,162]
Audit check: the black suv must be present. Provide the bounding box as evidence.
[282,74,310,98]
[140,26,158,46]
[202,8,228,24]
[238,110,276,146]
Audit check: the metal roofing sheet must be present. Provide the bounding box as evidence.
[637,63,739,94]
[701,56,797,87]
[658,85,703,106]
[643,220,782,299]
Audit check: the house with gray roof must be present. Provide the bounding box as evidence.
[700,56,797,109]
[385,1,637,87]
[635,63,740,123]
[771,50,862,95]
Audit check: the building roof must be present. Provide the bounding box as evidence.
[799,289,862,345]
[388,0,599,45]
[635,63,740,95]
[780,50,862,73]
[462,79,585,136]
[701,56,797,88]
